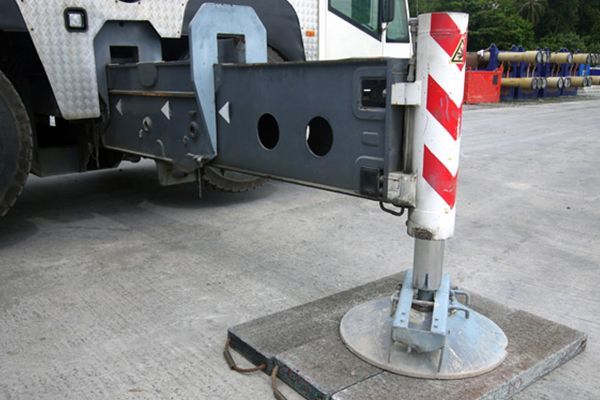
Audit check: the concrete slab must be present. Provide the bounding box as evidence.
[1,98,599,399]
[229,273,587,400]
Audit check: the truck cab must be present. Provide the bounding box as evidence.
[289,0,412,60]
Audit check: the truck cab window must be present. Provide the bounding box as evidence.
[329,0,380,37]
[386,0,410,42]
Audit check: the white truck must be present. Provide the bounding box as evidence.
[0,0,412,216]
[3,4,502,396]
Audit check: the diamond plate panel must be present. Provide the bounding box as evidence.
[17,0,188,120]
[288,0,319,61]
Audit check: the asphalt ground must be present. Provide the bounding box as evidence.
[1,98,599,399]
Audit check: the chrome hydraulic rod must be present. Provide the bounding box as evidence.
[412,238,445,295]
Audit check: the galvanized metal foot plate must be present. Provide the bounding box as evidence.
[339,297,508,379]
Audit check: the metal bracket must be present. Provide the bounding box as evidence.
[390,270,477,357]
[391,81,422,106]
[391,270,449,353]
[189,3,268,155]
[386,172,417,207]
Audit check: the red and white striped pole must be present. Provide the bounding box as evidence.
[340,14,509,377]
[408,13,469,293]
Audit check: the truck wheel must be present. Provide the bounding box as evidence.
[0,70,33,217]
[202,167,267,193]
[202,47,284,192]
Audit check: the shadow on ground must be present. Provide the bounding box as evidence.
[0,162,276,249]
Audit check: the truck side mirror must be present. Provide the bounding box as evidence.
[379,0,395,24]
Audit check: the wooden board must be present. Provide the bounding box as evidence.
[228,274,587,400]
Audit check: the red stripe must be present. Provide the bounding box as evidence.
[430,13,466,71]
[427,75,463,141]
[423,145,458,208]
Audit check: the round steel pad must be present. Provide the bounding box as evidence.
[340,297,508,379]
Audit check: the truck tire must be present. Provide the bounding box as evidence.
[202,47,283,192]
[0,70,33,217]
[202,167,267,193]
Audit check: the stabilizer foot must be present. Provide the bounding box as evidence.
[339,296,508,379]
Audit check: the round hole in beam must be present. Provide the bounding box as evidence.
[306,117,333,157]
[257,113,279,150]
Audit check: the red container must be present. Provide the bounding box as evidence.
[464,69,502,104]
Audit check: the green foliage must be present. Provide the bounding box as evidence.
[535,0,578,38]
[518,0,547,25]
[539,32,587,52]
[468,8,535,50]
[408,0,600,52]
[577,0,600,52]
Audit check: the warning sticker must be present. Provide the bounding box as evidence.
[451,38,466,64]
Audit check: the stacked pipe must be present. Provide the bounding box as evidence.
[501,77,547,89]
[478,49,547,64]
[573,53,593,65]
[479,46,548,100]
[471,45,600,100]
[544,50,573,96]
[570,76,593,87]
[549,52,573,64]
[568,53,598,89]
[546,77,565,89]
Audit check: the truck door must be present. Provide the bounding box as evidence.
[322,0,412,60]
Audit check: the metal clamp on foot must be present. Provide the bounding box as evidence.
[391,270,454,360]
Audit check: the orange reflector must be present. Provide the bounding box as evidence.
[305,30,316,37]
